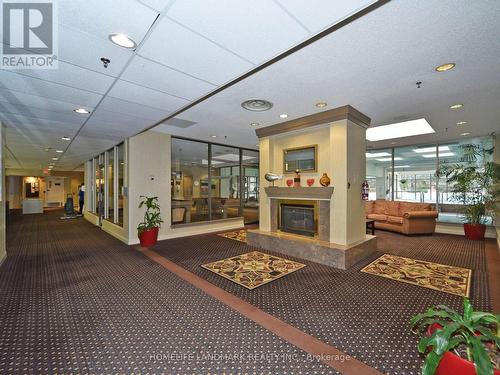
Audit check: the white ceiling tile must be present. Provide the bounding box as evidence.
[1,114,81,131]
[108,79,189,111]
[15,61,115,94]
[276,0,377,33]
[58,24,133,77]
[121,56,216,101]
[59,0,158,45]
[0,70,103,107]
[139,18,254,85]
[167,0,308,64]
[99,96,171,121]
[86,107,155,130]
[0,101,85,125]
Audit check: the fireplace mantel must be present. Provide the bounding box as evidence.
[264,186,334,200]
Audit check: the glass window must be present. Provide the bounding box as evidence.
[107,148,114,221]
[94,156,100,214]
[394,145,437,204]
[171,138,209,224]
[365,149,393,200]
[242,150,259,224]
[117,143,124,226]
[211,145,241,220]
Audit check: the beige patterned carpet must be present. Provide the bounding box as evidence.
[361,254,472,297]
[201,251,305,290]
[217,229,247,243]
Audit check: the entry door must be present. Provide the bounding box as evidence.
[45,177,66,206]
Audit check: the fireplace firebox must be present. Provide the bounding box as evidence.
[279,203,316,237]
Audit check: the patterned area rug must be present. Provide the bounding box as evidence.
[361,254,472,297]
[201,251,305,290]
[217,229,247,243]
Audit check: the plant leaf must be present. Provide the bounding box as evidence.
[469,335,494,375]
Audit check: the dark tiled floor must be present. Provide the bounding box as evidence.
[154,228,491,375]
[0,211,337,374]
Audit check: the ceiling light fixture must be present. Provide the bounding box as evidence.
[422,152,455,158]
[366,118,434,141]
[250,122,260,127]
[211,135,217,138]
[390,142,397,145]
[450,104,463,109]
[56,150,63,153]
[461,132,470,136]
[315,102,327,108]
[51,157,58,161]
[108,33,136,49]
[456,121,468,125]
[74,108,90,114]
[279,113,288,119]
[413,146,450,153]
[376,157,403,162]
[435,63,456,72]
[241,99,273,112]
[366,152,391,158]
[61,136,71,141]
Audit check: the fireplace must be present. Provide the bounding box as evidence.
[279,202,316,237]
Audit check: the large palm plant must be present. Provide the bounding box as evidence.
[436,144,499,224]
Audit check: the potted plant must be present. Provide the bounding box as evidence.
[437,144,500,240]
[137,195,163,247]
[410,298,499,375]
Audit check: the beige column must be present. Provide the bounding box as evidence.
[329,119,367,245]
[258,137,273,232]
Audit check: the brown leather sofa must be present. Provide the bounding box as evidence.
[365,200,438,235]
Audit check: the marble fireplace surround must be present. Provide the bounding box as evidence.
[247,186,376,270]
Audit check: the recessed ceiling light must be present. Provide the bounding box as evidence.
[376,157,403,162]
[51,157,58,161]
[61,136,71,141]
[315,102,327,108]
[450,104,463,109]
[456,121,468,125]
[422,152,455,158]
[108,33,136,49]
[460,132,470,136]
[435,63,456,72]
[250,122,260,127]
[211,135,217,138]
[390,142,397,145]
[241,99,273,112]
[366,118,434,141]
[56,150,63,153]
[74,108,90,114]
[366,152,391,158]
[279,113,288,119]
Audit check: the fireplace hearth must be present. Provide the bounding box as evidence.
[280,203,316,237]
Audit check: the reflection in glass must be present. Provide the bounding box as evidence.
[117,143,124,226]
[107,149,114,221]
[211,145,241,220]
[242,150,259,224]
[365,149,393,200]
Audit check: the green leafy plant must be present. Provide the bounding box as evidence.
[410,298,499,375]
[436,144,500,224]
[137,196,163,234]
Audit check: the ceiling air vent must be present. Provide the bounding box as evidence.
[241,99,273,112]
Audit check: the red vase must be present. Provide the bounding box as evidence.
[286,179,293,187]
[139,227,159,247]
[463,223,486,240]
[427,323,500,375]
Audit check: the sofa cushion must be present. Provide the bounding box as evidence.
[384,201,400,216]
[365,200,374,215]
[398,201,433,216]
[367,213,387,221]
[373,200,387,214]
[387,215,404,224]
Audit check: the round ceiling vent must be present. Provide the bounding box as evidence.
[241,99,273,112]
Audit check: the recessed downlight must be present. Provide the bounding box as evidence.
[211,135,217,138]
[108,33,136,49]
[456,121,468,125]
[450,104,463,109]
[61,136,71,141]
[250,122,260,127]
[435,63,456,72]
[460,132,470,136]
[279,113,288,119]
[56,150,63,153]
[51,157,58,161]
[315,102,327,108]
[74,108,90,114]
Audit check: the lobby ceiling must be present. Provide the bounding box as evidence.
[1,0,499,172]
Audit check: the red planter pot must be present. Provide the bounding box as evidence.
[463,223,486,240]
[427,323,500,375]
[138,227,159,247]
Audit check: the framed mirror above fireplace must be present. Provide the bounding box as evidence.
[283,145,317,173]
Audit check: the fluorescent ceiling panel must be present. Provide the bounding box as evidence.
[366,118,435,141]
[413,146,450,153]
[421,152,455,158]
[201,159,224,165]
[376,157,403,162]
[366,152,391,158]
[212,153,255,162]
